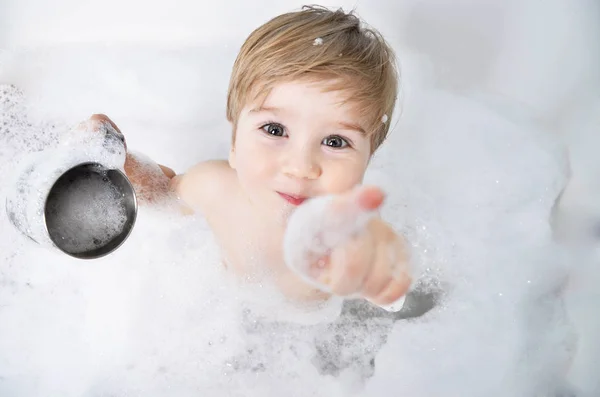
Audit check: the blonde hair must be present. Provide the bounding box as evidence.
[226,5,399,151]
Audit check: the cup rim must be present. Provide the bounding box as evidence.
[43,162,138,259]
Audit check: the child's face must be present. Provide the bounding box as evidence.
[230,79,372,221]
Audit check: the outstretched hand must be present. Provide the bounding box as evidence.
[284,186,411,310]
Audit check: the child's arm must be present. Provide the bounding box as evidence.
[88,114,227,214]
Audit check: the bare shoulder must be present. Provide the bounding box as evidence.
[170,160,237,214]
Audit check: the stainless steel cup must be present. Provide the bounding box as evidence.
[45,162,137,258]
[5,128,138,259]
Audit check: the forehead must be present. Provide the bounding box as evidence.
[249,79,364,121]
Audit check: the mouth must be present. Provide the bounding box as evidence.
[277,192,308,206]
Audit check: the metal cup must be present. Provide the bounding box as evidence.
[45,162,137,258]
[5,128,138,259]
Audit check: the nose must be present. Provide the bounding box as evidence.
[282,146,321,180]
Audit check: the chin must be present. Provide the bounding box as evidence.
[273,204,296,224]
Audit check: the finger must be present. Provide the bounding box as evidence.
[360,224,397,298]
[321,186,384,242]
[331,185,384,216]
[321,231,375,296]
[363,220,412,304]
[360,219,411,299]
[87,114,127,150]
[370,277,411,306]
[390,232,411,279]
[90,114,122,134]
[159,164,176,179]
[356,185,385,211]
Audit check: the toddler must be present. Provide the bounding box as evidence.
[88,5,411,310]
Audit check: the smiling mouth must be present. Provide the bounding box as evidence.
[277,192,307,206]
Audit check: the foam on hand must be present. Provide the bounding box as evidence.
[284,193,371,283]
[59,118,127,170]
[283,188,409,312]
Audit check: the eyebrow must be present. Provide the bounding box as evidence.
[249,105,281,114]
[337,121,366,135]
[249,106,366,134]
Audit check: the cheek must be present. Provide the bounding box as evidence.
[234,138,277,186]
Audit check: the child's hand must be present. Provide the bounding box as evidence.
[87,113,127,148]
[79,114,176,202]
[284,186,411,310]
[323,187,411,307]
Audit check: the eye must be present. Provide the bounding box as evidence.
[322,135,350,149]
[260,123,287,137]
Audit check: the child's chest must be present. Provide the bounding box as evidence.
[210,201,327,301]
[207,198,284,274]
